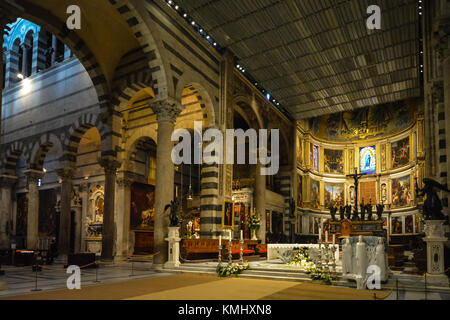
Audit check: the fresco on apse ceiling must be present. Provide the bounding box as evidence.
[308,100,417,141]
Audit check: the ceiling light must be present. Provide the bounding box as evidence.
[191,21,195,25]
[183,13,187,17]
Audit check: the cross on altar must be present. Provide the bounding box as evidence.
[346,168,365,216]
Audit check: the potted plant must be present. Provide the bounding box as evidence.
[247,214,261,241]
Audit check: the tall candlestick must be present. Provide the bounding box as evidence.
[219,235,222,246]
[240,230,243,240]
[229,230,232,241]
[318,228,322,241]
[332,234,336,245]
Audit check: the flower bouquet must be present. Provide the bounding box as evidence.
[216,262,250,277]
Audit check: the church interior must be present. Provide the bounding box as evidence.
[0,0,449,301]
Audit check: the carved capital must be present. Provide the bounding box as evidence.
[432,81,444,104]
[99,158,121,175]
[434,17,450,60]
[56,167,77,180]
[78,182,89,192]
[24,169,45,184]
[150,99,182,123]
[0,174,18,188]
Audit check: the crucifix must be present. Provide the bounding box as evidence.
[346,167,365,217]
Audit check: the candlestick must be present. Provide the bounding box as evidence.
[219,235,222,246]
[325,231,328,243]
[240,230,243,241]
[332,234,336,245]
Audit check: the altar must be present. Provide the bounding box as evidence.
[267,243,339,261]
[327,219,384,240]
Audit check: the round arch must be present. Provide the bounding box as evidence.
[175,70,217,128]
[29,133,63,171]
[232,95,264,130]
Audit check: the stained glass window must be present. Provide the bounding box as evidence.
[359,146,376,174]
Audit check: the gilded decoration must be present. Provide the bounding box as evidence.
[308,100,417,141]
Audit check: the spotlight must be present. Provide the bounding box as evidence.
[175,5,179,10]
[191,21,195,25]
[183,13,187,18]
[17,73,24,80]
[213,42,217,46]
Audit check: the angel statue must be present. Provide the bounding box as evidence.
[165,198,180,227]
[416,178,450,220]
[329,205,337,221]
[339,205,345,221]
[376,204,384,221]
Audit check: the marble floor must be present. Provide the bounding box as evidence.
[0,260,449,300]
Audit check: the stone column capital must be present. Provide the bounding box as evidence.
[432,81,444,104]
[78,182,89,192]
[0,174,18,187]
[150,99,182,123]
[99,158,122,175]
[24,169,45,183]
[434,16,450,61]
[56,167,77,180]
[116,171,136,187]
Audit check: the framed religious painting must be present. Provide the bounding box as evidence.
[391,175,411,207]
[311,179,321,209]
[405,215,414,234]
[391,216,403,234]
[222,199,235,230]
[324,149,344,174]
[324,183,344,208]
[391,137,410,169]
[296,135,302,166]
[130,182,155,231]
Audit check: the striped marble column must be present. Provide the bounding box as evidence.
[278,172,292,237]
[4,49,20,88]
[200,162,221,238]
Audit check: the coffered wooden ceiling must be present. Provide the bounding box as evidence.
[176,0,421,119]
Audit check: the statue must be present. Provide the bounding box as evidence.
[375,237,387,281]
[329,205,337,221]
[345,204,352,220]
[342,238,352,274]
[416,178,450,220]
[359,201,366,221]
[289,198,296,218]
[376,204,384,221]
[366,201,373,221]
[339,205,345,221]
[165,198,180,227]
[352,205,359,221]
